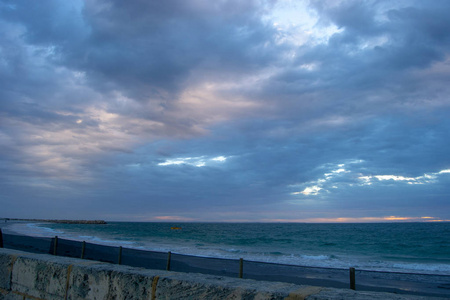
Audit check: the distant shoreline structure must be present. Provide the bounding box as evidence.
[1,218,107,224]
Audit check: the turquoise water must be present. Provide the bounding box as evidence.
[8,222,450,275]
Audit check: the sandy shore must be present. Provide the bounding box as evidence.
[0,220,26,234]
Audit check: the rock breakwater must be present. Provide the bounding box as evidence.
[2,218,107,224]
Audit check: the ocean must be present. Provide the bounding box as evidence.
[6,221,450,275]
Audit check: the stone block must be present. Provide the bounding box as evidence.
[67,264,111,300]
[67,263,156,299]
[106,266,156,299]
[10,254,72,300]
[154,272,303,300]
[0,251,15,290]
[0,290,25,300]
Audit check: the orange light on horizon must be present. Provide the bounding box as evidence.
[384,216,412,221]
[153,216,196,222]
[259,215,444,223]
[145,215,447,223]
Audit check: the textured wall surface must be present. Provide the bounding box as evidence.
[0,248,445,300]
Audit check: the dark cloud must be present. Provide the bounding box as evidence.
[1,0,280,101]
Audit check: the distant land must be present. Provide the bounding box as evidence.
[1,218,107,224]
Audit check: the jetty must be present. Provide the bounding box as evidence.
[1,218,107,224]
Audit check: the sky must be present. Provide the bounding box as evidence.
[1,0,450,222]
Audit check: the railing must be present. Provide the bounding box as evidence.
[1,229,449,298]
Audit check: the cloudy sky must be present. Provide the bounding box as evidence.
[1,0,450,222]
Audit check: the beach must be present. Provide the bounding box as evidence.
[1,221,449,298]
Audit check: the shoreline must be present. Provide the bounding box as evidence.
[1,222,449,297]
[3,221,450,273]
[1,233,449,298]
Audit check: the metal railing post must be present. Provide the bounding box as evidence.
[350,267,356,290]
[80,241,86,259]
[53,236,58,255]
[166,251,172,271]
[118,246,123,265]
[239,258,244,278]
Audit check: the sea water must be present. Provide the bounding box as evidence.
[6,222,450,275]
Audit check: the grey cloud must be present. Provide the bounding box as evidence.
[1,0,450,221]
[73,0,279,100]
[1,0,281,102]
[314,1,450,70]
[256,1,450,135]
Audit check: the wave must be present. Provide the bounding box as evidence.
[5,222,450,275]
[5,222,64,236]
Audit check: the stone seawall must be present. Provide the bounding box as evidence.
[0,248,446,300]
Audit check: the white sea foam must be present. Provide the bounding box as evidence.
[137,244,450,275]
[301,254,330,261]
[53,233,138,248]
[4,222,63,237]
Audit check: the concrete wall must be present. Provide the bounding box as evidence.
[0,248,445,300]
